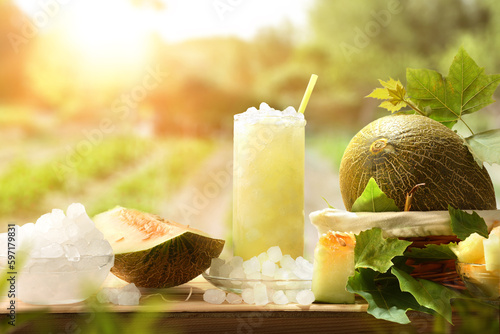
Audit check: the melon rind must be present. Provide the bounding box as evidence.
[112,231,224,288]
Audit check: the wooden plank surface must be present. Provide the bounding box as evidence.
[0,275,497,334]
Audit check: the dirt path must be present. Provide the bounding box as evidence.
[159,143,342,260]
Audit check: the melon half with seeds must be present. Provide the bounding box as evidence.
[93,207,225,288]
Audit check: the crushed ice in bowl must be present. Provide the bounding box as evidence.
[203,246,315,305]
[0,203,114,305]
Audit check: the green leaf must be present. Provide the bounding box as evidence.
[448,205,489,240]
[355,228,412,273]
[465,129,500,167]
[351,177,400,212]
[392,267,461,324]
[404,243,457,262]
[406,46,500,129]
[366,78,408,113]
[346,268,434,324]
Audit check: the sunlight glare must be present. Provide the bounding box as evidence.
[62,0,151,68]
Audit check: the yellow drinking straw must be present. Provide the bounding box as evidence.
[298,74,318,114]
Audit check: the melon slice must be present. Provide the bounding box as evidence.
[484,226,500,272]
[93,207,225,288]
[312,231,356,304]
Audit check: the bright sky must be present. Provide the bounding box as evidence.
[155,0,313,42]
[14,0,313,42]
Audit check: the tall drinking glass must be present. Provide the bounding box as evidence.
[233,105,306,260]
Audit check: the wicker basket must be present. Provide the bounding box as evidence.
[402,235,465,290]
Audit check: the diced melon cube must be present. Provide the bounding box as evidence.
[312,231,355,304]
[453,233,486,264]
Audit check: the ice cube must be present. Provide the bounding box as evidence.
[40,243,64,258]
[253,283,269,306]
[261,260,277,277]
[117,283,141,305]
[97,287,120,304]
[209,258,225,276]
[279,255,297,271]
[44,227,69,244]
[229,256,243,268]
[229,267,245,285]
[241,288,255,304]
[257,252,269,265]
[246,271,261,288]
[294,257,313,279]
[63,244,81,261]
[242,257,261,275]
[274,268,291,280]
[82,239,113,256]
[229,267,245,280]
[259,102,271,111]
[296,290,315,305]
[50,209,66,227]
[226,293,242,304]
[74,213,96,236]
[64,222,80,241]
[203,289,226,304]
[282,106,297,115]
[19,223,36,251]
[267,246,282,263]
[35,213,53,233]
[84,228,104,243]
[219,263,232,278]
[272,290,289,305]
[66,203,86,219]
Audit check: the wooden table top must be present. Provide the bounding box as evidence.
[1,275,498,334]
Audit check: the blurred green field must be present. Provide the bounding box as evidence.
[0,135,215,230]
[1,130,498,232]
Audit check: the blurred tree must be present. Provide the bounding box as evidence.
[308,0,500,128]
[147,36,261,136]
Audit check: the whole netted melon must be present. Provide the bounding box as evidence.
[339,114,496,211]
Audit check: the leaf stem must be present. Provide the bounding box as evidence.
[404,99,426,116]
[458,117,475,136]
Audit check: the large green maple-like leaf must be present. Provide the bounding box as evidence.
[354,228,411,273]
[392,267,460,324]
[347,268,434,324]
[404,243,457,262]
[465,129,500,167]
[406,46,500,129]
[448,205,489,240]
[351,177,399,212]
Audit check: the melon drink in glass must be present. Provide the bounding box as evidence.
[232,103,306,260]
